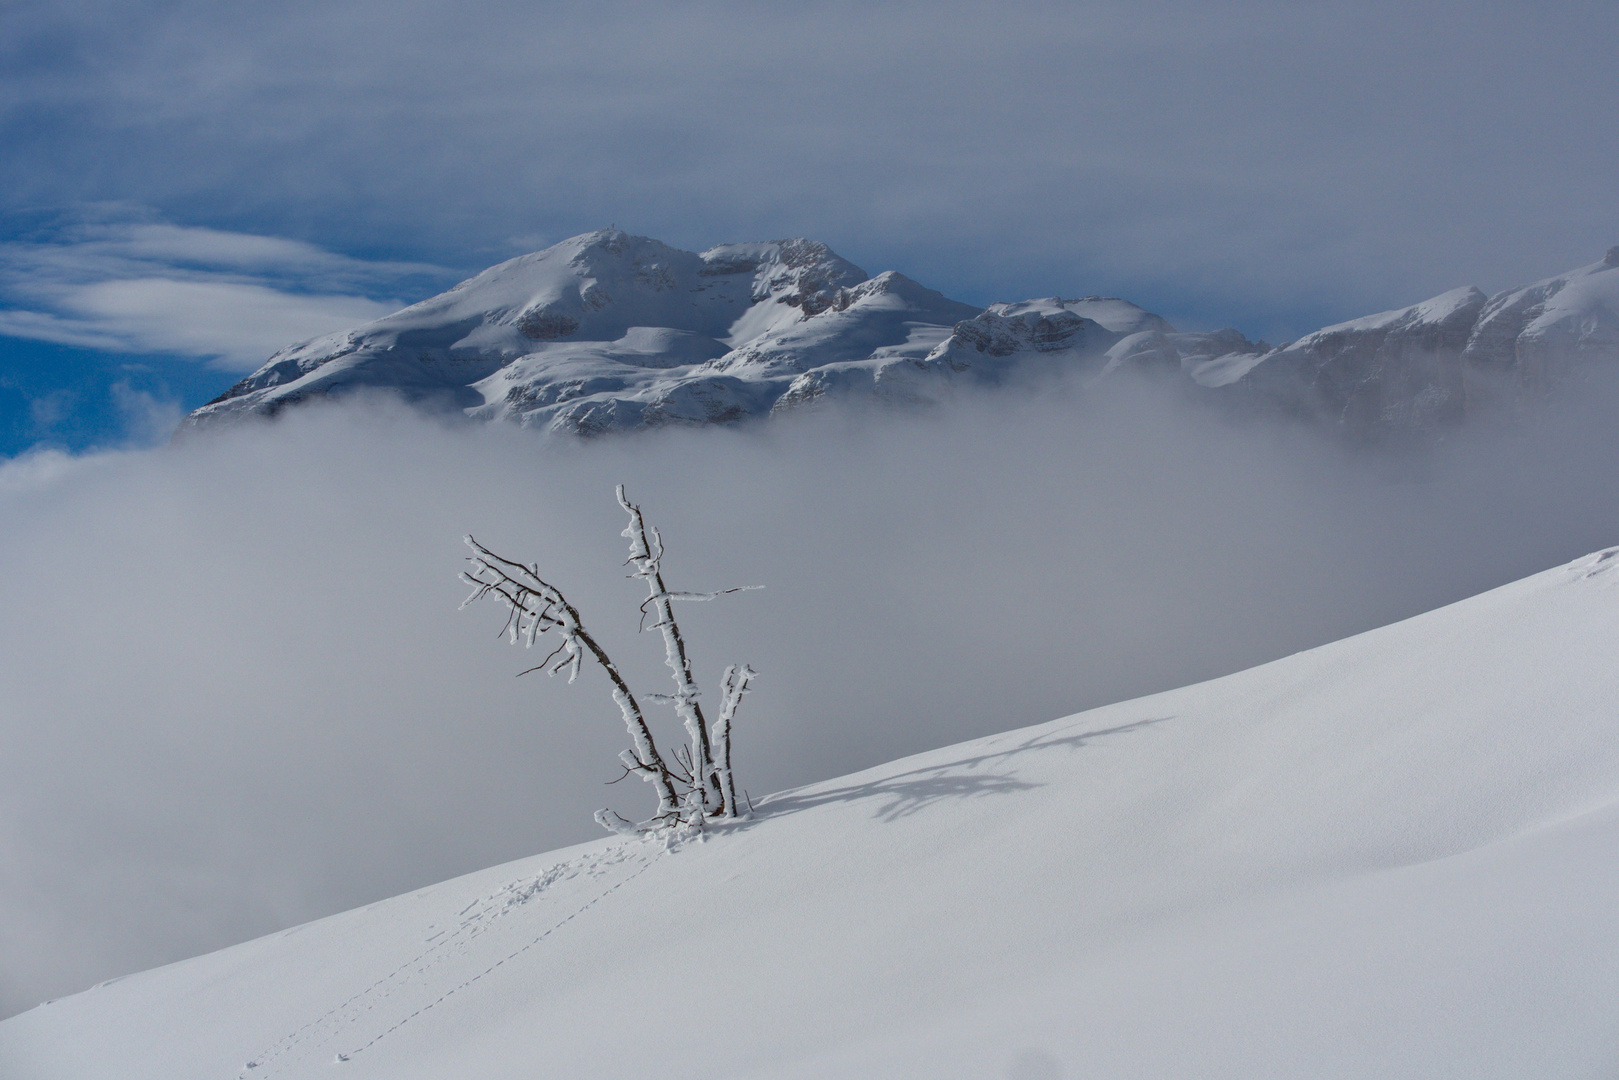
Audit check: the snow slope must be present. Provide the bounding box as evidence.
[7,547,1619,1078]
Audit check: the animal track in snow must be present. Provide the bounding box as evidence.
[236,841,658,1079]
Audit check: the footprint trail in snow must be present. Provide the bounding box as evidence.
[236,841,661,1078]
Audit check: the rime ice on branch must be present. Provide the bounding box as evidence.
[459,488,760,832]
[714,663,757,821]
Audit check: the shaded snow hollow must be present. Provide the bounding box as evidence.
[7,548,1619,1077]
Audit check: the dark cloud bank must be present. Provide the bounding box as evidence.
[4,374,1619,1016]
[4,1,1616,338]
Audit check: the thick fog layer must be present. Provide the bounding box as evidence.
[3,377,1619,1016]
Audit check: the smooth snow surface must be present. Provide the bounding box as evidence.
[8,549,1619,1078]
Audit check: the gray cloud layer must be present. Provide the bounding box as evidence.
[3,1,1615,339]
[4,373,1619,1016]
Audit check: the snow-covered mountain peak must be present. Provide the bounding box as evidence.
[922,295,1229,386]
[187,230,1003,435]
[699,238,867,309]
[704,240,873,347]
[704,271,981,384]
[978,296,1174,337]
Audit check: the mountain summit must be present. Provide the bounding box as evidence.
[188,230,982,434]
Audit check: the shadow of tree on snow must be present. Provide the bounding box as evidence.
[757,716,1171,824]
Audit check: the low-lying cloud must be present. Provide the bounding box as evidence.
[2,374,1618,1017]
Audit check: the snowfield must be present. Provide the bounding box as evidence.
[6,548,1619,1078]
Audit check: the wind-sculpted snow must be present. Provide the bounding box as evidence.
[9,548,1619,1077]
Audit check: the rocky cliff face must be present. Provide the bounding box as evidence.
[1237,287,1486,427]
[188,233,1619,437]
[917,296,1266,388]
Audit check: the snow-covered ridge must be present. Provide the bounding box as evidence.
[1237,248,1619,426]
[186,234,1619,435]
[9,546,1619,1077]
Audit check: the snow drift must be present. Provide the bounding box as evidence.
[7,544,1619,1078]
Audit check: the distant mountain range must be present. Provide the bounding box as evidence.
[186,231,1619,435]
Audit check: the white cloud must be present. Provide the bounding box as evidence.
[109,380,184,445]
[25,389,72,428]
[58,278,396,366]
[0,308,132,353]
[0,213,449,370]
[16,216,442,290]
[0,445,100,495]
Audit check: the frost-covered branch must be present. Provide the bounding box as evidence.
[712,664,757,819]
[617,484,724,818]
[460,535,680,824]
[635,586,762,631]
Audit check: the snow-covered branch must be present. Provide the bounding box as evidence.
[713,663,757,820]
[458,491,762,831]
[460,535,680,825]
[617,485,722,816]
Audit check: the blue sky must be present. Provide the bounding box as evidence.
[2,0,1616,454]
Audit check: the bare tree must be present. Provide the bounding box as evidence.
[460,487,759,832]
